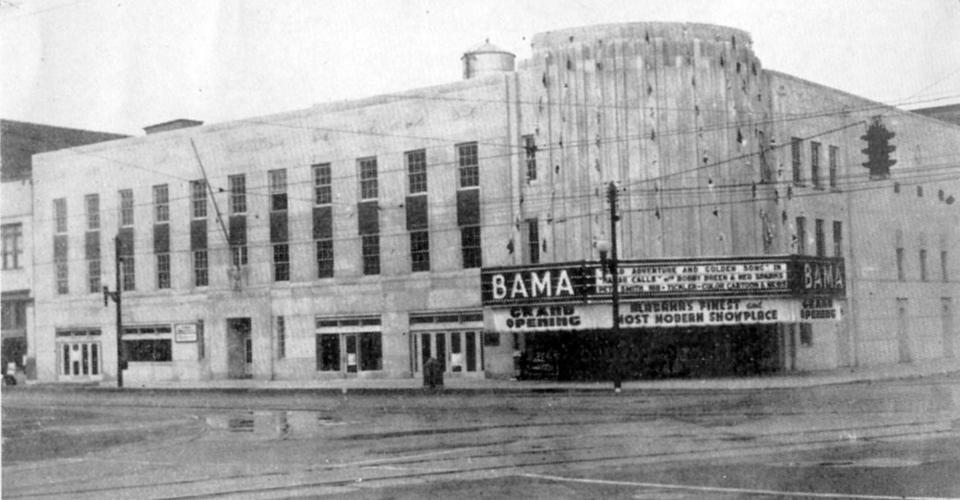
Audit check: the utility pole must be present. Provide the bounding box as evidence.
[103,235,124,387]
[608,182,622,392]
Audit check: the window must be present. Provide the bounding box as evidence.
[231,246,248,267]
[157,254,171,289]
[810,142,821,189]
[229,175,246,214]
[942,250,949,282]
[483,332,500,347]
[833,221,843,257]
[269,169,288,211]
[527,218,540,264]
[1,301,27,331]
[461,225,482,268]
[358,157,378,200]
[894,182,901,194]
[85,194,100,230]
[800,323,813,346]
[896,247,905,281]
[815,219,825,257]
[920,249,928,282]
[190,180,207,218]
[524,135,537,181]
[406,150,427,194]
[276,316,285,359]
[153,185,169,222]
[88,259,101,293]
[54,198,67,233]
[795,217,806,255]
[194,250,208,287]
[119,189,134,226]
[316,239,334,278]
[54,235,68,294]
[359,332,382,371]
[316,334,340,371]
[410,230,430,272]
[828,145,839,189]
[2,224,23,270]
[458,142,479,188]
[313,163,332,204]
[362,235,380,275]
[122,325,173,362]
[274,244,290,281]
[121,256,135,291]
[917,185,923,198]
[791,137,802,185]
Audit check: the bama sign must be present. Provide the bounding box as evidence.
[481,265,593,305]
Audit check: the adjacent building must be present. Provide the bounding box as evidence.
[28,23,960,385]
[1,120,126,377]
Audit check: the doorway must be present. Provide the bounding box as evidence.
[57,341,101,380]
[413,331,481,376]
[227,318,252,379]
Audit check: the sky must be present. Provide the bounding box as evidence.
[2,0,959,136]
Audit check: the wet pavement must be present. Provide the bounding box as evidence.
[3,373,960,499]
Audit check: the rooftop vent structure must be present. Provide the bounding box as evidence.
[462,39,515,80]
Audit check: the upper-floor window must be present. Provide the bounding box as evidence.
[527,218,540,264]
[190,180,207,218]
[1,223,23,270]
[117,189,133,227]
[54,198,67,233]
[358,157,378,200]
[313,163,332,205]
[458,142,479,188]
[920,248,928,282]
[153,184,169,222]
[896,247,905,281]
[523,135,537,181]
[791,137,802,185]
[828,145,839,189]
[229,175,246,214]
[815,218,825,257]
[85,194,100,230]
[943,250,949,282]
[406,150,427,194]
[833,221,843,257]
[810,141,822,189]
[269,169,288,211]
[795,216,806,255]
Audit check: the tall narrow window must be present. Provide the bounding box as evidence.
[896,247,905,281]
[54,198,67,233]
[795,216,806,255]
[156,254,171,289]
[190,180,207,218]
[406,150,427,194]
[276,316,286,359]
[833,221,843,257]
[527,218,540,264]
[461,226,482,268]
[229,175,246,214]
[85,194,100,230]
[313,163,332,204]
[269,169,288,211]
[523,135,537,181]
[458,142,479,188]
[358,158,378,200]
[828,145,839,190]
[362,235,380,275]
[121,257,135,291]
[2,224,23,270]
[810,141,822,189]
[119,189,134,226]
[791,137,802,185]
[410,230,430,272]
[88,259,101,293]
[920,248,928,282]
[274,244,290,281]
[153,185,169,222]
[85,228,101,293]
[194,250,208,287]
[815,219,825,257]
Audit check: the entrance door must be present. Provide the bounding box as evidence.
[227,318,252,379]
[414,331,481,376]
[58,341,101,380]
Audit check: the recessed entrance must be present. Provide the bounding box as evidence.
[412,331,481,376]
[227,318,252,379]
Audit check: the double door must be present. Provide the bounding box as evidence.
[413,330,481,376]
[58,341,102,380]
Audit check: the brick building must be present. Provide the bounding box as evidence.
[28,23,960,385]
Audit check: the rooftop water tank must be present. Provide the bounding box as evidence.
[462,39,515,80]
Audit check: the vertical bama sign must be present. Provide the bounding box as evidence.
[481,265,592,305]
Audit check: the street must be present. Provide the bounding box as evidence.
[3,374,960,499]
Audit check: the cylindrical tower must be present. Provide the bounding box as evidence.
[462,39,516,79]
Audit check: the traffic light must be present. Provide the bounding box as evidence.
[861,116,896,179]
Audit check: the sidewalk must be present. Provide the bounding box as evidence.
[119,357,960,393]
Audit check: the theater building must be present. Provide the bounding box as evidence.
[28,22,960,384]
